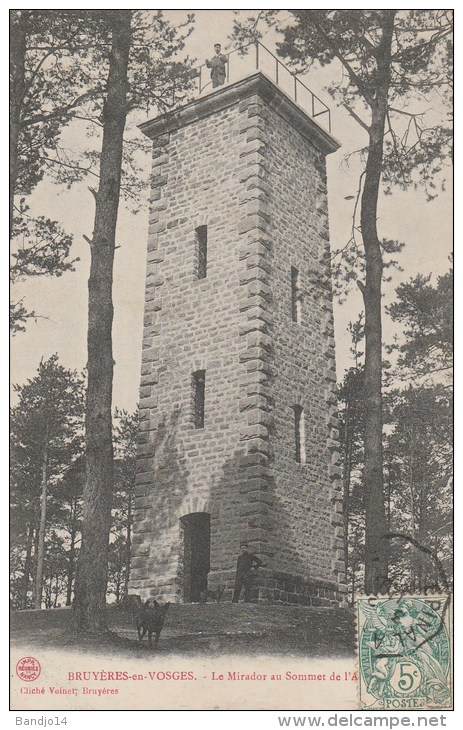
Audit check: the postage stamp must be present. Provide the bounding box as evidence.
[357,595,452,711]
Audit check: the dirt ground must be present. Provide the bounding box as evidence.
[10,602,355,657]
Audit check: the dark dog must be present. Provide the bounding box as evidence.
[136,599,171,648]
[199,585,225,604]
[120,595,170,647]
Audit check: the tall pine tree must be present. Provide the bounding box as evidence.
[10,356,84,608]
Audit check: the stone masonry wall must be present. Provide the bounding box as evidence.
[130,81,345,605]
[262,101,346,597]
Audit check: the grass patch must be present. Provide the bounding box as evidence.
[11,602,355,657]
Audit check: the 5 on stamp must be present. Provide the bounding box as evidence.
[357,595,452,711]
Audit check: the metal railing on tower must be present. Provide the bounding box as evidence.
[196,41,331,134]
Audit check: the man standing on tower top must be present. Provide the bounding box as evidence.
[206,43,228,88]
[232,542,263,603]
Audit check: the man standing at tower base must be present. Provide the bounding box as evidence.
[232,542,263,603]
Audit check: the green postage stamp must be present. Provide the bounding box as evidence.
[357,595,452,710]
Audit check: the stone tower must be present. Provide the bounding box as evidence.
[130,70,346,605]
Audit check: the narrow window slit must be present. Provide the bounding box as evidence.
[294,405,306,463]
[291,266,302,324]
[196,225,208,279]
[192,370,206,428]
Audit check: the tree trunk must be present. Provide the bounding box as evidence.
[34,437,48,609]
[53,576,60,608]
[385,464,391,530]
[342,404,352,585]
[45,583,52,610]
[21,524,34,609]
[360,11,395,595]
[417,478,428,592]
[409,441,417,592]
[123,485,133,598]
[9,10,28,237]
[66,488,80,605]
[72,11,132,633]
[66,515,77,606]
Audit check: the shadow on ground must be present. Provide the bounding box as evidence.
[10,603,355,658]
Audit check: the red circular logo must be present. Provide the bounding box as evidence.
[16,657,41,682]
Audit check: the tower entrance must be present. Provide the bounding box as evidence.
[181,513,210,602]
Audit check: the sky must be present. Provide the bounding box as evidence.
[10,9,453,411]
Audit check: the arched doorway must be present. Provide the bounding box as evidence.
[180,512,210,602]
